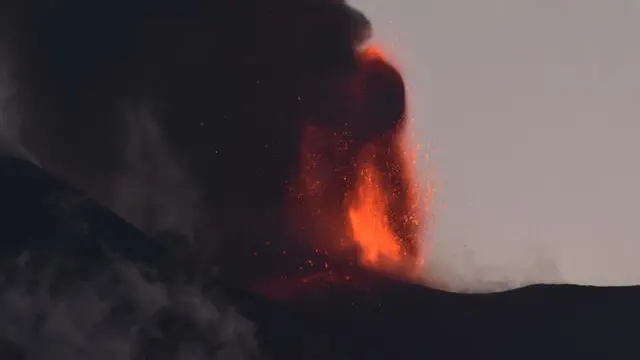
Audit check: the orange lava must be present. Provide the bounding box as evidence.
[360,45,386,62]
[348,160,402,265]
[346,139,424,278]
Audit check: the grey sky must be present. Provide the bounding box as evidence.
[352,0,640,291]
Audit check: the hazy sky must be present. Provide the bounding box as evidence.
[352,0,640,291]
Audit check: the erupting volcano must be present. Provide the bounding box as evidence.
[263,44,427,298]
[1,1,639,358]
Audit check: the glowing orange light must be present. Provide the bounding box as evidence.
[283,42,428,284]
[348,161,402,265]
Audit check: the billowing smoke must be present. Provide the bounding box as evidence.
[0,0,419,283]
[0,252,258,360]
[0,0,482,294]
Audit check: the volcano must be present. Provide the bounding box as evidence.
[2,1,640,359]
[2,157,640,359]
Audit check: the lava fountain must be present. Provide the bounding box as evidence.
[349,159,403,266]
[294,44,427,280]
[347,139,424,278]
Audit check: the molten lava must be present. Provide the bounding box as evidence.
[348,159,402,265]
[346,135,424,278]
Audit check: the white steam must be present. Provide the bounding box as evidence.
[423,232,563,293]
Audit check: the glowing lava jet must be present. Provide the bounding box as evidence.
[294,45,426,280]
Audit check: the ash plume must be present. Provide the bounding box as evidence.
[0,0,411,357]
[0,0,559,296]
[0,0,412,277]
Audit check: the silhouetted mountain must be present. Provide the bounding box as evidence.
[231,271,640,360]
[1,157,640,360]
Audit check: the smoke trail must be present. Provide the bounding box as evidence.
[0,41,37,164]
[109,102,204,240]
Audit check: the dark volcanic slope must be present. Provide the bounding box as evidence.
[230,270,640,360]
[0,156,165,266]
[2,157,640,360]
